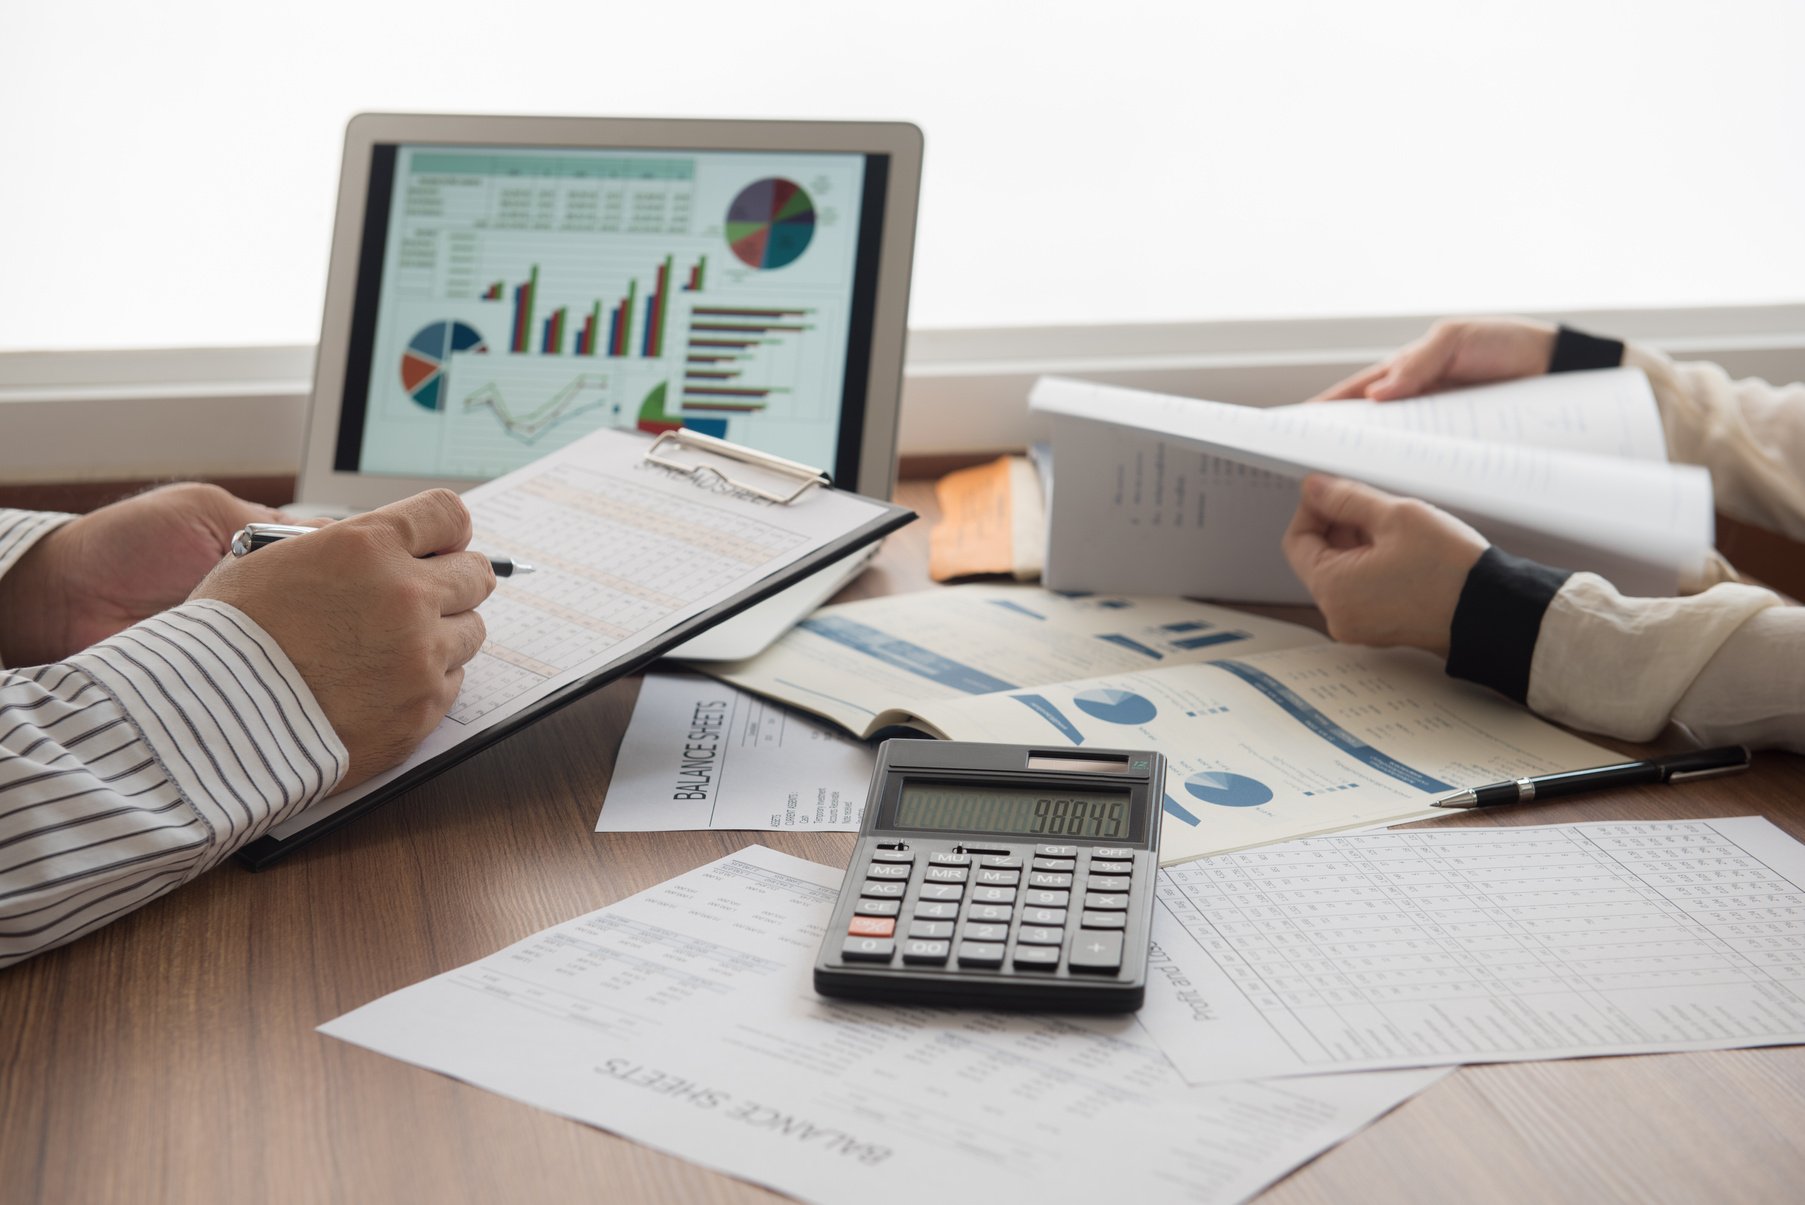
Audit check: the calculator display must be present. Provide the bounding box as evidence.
[894,783,1131,839]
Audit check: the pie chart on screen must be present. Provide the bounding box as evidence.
[401,321,487,412]
[1184,771,1274,808]
[1072,688,1158,725]
[726,178,816,269]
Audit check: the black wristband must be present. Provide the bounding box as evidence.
[1548,325,1625,374]
[1445,546,1573,704]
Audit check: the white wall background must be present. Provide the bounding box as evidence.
[3,0,1803,352]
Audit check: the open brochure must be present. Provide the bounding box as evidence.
[698,585,1616,864]
[1030,367,1714,604]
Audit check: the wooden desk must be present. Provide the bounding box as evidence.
[3,480,1802,1205]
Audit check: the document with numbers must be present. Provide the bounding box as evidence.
[322,844,1442,1205]
[243,428,911,865]
[1137,817,1805,1083]
[596,672,874,832]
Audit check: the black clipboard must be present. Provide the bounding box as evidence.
[236,431,915,869]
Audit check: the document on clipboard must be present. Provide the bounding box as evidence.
[239,427,913,867]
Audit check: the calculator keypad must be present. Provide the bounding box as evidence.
[840,844,1143,977]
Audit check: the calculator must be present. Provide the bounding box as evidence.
[813,740,1165,1012]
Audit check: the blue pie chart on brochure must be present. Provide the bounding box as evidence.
[1184,771,1275,808]
[1072,688,1158,725]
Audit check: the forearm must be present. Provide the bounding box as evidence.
[1447,549,1800,751]
[1623,342,1805,541]
[0,600,347,967]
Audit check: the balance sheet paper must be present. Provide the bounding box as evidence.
[320,846,1442,1205]
[1138,817,1805,1084]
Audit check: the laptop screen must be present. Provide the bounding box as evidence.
[331,142,890,485]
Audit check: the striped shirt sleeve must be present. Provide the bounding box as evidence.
[0,511,348,965]
[0,508,75,639]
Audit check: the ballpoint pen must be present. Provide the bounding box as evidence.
[1433,745,1751,808]
[229,522,536,578]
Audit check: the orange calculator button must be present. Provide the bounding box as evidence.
[847,916,896,938]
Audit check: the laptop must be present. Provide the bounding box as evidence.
[295,112,922,658]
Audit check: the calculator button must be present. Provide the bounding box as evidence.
[1031,857,1076,873]
[978,856,1024,870]
[1036,844,1080,858]
[914,900,960,920]
[1088,849,1135,864]
[860,880,906,899]
[1013,945,1061,969]
[1080,911,1128,930]
[962,922,1009,943]
[1021,907,1068,927]
[870,848,915,863]
[909,920,955,940]
[848,916,896,938]
[1024,889,1070,908]
[1017,925,1064,946]
[957,942,1005,968]
[1068,932,1124,972]
[865,862,911,881]
[1086,876,1132,893]
[929,852,972,866]
[902,939,951,965]
[1028,872,1074,889]
[971,886,1017,905]
[854,898,902,917]
[974,867,1021,886]
[842,937,896,962]
[919,882,965,902]
[925,865,970,883]
[967,903,1013,923]
[1083,893,1130,911]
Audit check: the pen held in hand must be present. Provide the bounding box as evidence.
[1434,745,1751,809]
[229,522,536,578]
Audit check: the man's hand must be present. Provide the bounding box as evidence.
[1311,317,1558,402]
[190,489,495,791]
[1282,475,1487,657]
[0,483,288,667]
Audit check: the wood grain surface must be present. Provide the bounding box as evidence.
[2,480,1802,1205]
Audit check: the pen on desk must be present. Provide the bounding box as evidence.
[1433,745,1751,809]
[229,522,536,577]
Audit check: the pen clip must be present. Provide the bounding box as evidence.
[1668,764,1751,783]
[230,522,318,557]
[1664,745,1752,783]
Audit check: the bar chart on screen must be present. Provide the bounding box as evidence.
[357,144,868,481]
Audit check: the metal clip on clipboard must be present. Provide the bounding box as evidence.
[643,428,831,505]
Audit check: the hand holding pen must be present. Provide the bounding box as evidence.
[197,490,500,789]
[231,523,535,577]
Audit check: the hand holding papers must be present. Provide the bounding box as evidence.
[1032,368,1714,604]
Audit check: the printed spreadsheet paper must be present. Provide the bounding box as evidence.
[322,845,1443,1205]
[597,672,875,832]
[1137,817,1805,1083]
[271,428,887,838]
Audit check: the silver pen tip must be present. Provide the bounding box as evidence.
[510,561,536,576]
[1433,790,1479,809]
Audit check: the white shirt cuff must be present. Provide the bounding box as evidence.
[67,599,350,870]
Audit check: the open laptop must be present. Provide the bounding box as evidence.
[295,112,922,658]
